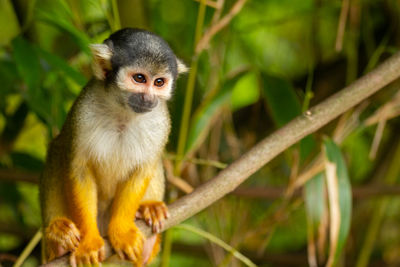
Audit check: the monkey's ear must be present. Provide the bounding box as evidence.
[177,58,188,74]
[90,44,113,80]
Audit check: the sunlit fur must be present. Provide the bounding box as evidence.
[89,44,112,80]
[177,59,189,74]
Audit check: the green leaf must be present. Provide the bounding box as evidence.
[0,60,19,90]
[304,173,326,229]
[11,152,44,171]
[342,129,373,182]
[185,71,247,154]
[261,73,315,160]
[12,37,53,124]
[323,138,352,265]
[261,74,301,126]
[304,172,326,267]
[230,72,260,110]
[36,9,91,54]
[300,135,316,161]
[12,36,73,130]
[12,36,42,91]
[0,60,20,108]
[37,47,87,86]
[0,0,20,45]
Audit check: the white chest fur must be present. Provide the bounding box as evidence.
[76,98,170,180]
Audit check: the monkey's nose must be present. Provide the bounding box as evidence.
[128,93,158,113]
[141,93,155,103]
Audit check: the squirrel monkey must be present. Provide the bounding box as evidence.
[40,28,187,266]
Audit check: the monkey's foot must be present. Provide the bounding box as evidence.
[70,234,105,267]
[109,224,144,265]
[137,201,169,233]
[44,217,81,262]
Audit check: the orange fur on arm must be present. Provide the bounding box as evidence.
[67,168,100,238]
[109,169,151,230]
[107,166,153,265]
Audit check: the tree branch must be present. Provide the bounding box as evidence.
[161,51,400,235]
[0,169,39,184]
[40,51,400,266]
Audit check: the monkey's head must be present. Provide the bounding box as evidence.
[90,28,187,113]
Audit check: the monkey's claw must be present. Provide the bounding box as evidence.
[45,217,81,261]
[109,224,144,265]
[137,201,169,233]
[70,235,105,267]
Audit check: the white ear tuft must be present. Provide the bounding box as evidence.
[90,44,113,80]
[177,58,189,74]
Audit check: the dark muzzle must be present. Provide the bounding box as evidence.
[128,92,158,113]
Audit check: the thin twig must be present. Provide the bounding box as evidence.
[193,0,219,9]
[165,153,227,169]
[13,230,42,267]
[188,157,227,169]
[175,0,207,173]
[195,0,247,54]
[175,224,256,267]
[0,254,18,264]
[335,0,350,52]
[164,159,194,194]
[364,90,400,126]
[369,115,387,159]
[290,157,325,195]
[0,169,39,183]
[211,0,225,24]
[110,0,121,31]
[367,91,400,158]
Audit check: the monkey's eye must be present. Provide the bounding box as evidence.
[154,78,165,87]
[132,74,146,83]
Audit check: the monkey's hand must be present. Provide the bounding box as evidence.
[109,222,144,265]
[136,201,169,233]
[44,217,81,262]
[70,233,105,267]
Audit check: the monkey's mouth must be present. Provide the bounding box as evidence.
[129,104,153,113]
[128,93,158,113]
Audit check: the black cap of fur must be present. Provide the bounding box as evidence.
[104,28,178,81]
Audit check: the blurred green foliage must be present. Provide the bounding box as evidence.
[0,0,400,266]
